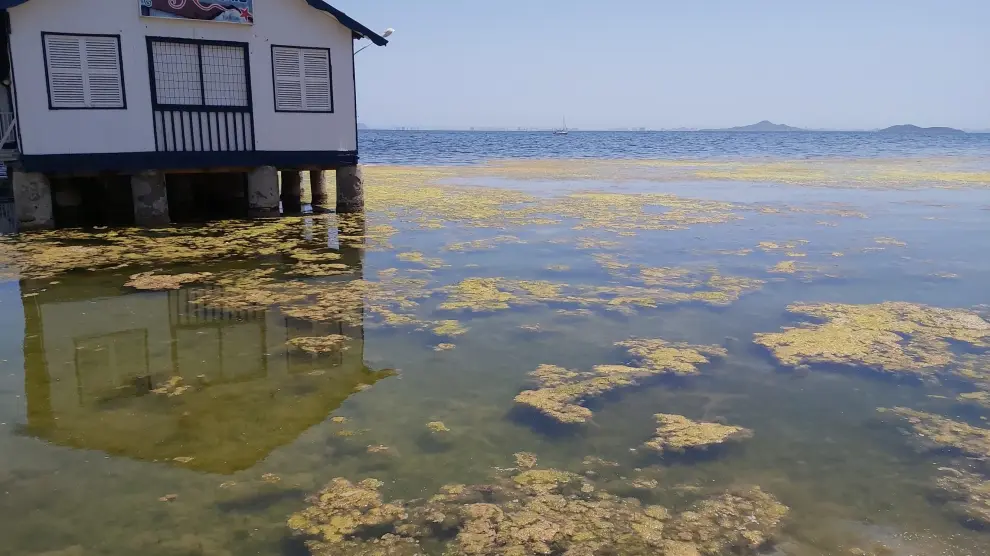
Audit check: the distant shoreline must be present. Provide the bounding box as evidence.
[358,128,987,134]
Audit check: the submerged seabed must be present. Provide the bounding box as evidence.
[2,159,990,555]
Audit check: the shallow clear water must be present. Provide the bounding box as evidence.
[2,136,990,555]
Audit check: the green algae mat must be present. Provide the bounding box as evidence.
[2,159,990,554]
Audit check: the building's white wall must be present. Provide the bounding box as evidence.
[8,0,357,156]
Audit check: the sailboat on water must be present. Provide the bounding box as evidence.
[553,117,568,135]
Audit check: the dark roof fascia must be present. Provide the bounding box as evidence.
[304,0,388,46]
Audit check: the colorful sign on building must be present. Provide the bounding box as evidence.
[139,0,254,25]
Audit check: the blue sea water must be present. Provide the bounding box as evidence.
[359,129,990,165]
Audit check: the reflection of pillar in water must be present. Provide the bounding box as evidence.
[339,215,366,348]
[20,281,53,432]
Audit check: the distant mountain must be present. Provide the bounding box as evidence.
[876,124,964,134]
[357,123,369,130]
[703,120,806,132]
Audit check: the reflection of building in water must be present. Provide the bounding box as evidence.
[20,249,383,473]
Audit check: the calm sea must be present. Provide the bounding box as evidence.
[1,131,990,555]
[359,129,990,164]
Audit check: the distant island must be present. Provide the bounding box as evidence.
[875,124,964,134]
[703,120,806,132]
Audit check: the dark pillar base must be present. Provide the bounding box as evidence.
[280,170,302,214]
[335,165,364,214]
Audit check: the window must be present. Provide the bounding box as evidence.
[148,37,249,109]
[42,33,125,110]
[272,46,333,112]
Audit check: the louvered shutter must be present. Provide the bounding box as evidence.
[273,47,332,112]
[273,47,303,111]
[83,36,124,107]
[44,34,123,109]
[301,49,332,111]
[44,35,86,108]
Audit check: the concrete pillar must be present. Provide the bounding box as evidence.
[336,165,364,214]
[130,170,170,227]
[310,170,330,206]
[247,166,279,218]
[12,171,54,230]
[280,170,302,214]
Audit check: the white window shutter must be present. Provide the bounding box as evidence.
[273,47,303,111]
[274,47,332,112]
[301,49,331,111]
[44,35,87,108]
[45,34,124,109]
[82,36,124,108]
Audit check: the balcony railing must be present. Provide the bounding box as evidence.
[0,112,16,148]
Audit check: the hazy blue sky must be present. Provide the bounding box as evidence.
[332,0,990,130]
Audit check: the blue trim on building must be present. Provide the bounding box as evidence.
[17,150,358,174]
[0,0,388,46]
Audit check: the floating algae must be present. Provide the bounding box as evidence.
[196,268,434,330]
[434,343,456,352]
[445,235,523,252]
[287,461,789,556]
[875,236,908,247]
[288,263,352,277]
[287,478,409,551]
[513,452,538,469]
[291,252,343,263]
[952,354,990,390]
[426,422,450,434]
[958,391,990,409]
[432,320,468,337]
[754,302,990,377]
[935,470,990,527]
[124,271,212,290]
[287,335,350,354]
[879,407,990,459]
[643,414,753,454]
[0,218,317,279]
[616,339,728,376]
[758,240,808,252]
[151,376,190,397]
[398,251,446,269]
[592,252,631,272]
[514,340,726,424]
[630,478,660,490]
[664,486,789,554]
[438,278,515,312]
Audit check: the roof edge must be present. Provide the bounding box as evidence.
[0,0,388,46]
[305,0,388,46]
